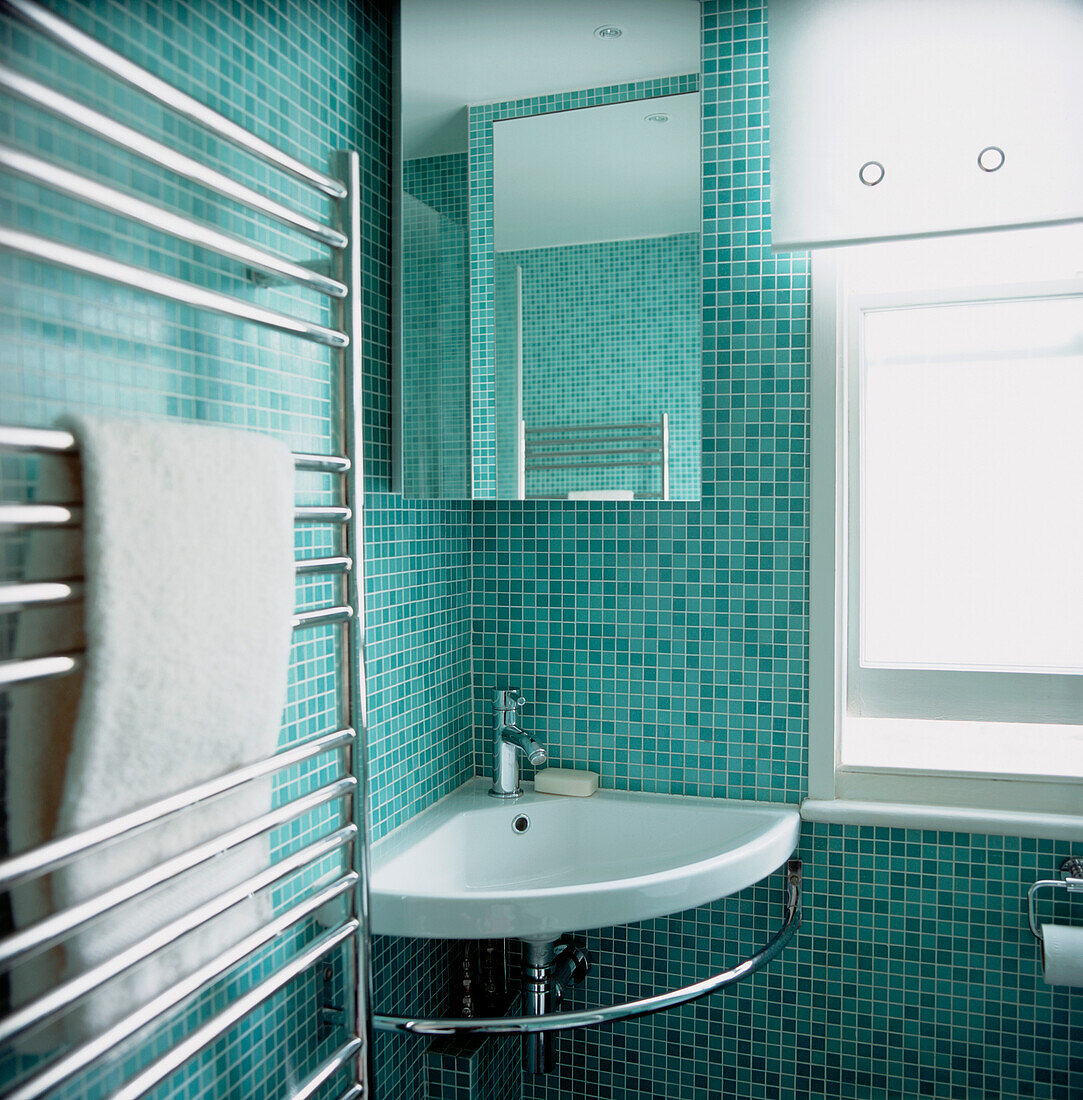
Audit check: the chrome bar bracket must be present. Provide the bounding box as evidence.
[374,859,803,1037]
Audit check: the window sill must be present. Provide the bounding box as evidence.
[800,799,1083,841]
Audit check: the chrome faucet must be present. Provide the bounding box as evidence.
[490,688,547,799]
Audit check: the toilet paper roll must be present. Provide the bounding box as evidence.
[1041,924,1083,986]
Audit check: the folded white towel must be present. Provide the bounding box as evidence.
[8,415,296,1044]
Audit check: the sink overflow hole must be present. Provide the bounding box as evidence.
[511,814,530,835]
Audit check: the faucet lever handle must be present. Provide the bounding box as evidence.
[505,688,527,709]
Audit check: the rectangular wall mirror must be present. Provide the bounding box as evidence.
[395,0,703,501]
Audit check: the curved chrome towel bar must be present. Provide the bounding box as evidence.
[374,859,802,1037]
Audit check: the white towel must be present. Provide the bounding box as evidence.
[8,415,295,1044]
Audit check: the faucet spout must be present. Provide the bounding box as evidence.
[501,725,548,767]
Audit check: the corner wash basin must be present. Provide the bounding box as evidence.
[370,778,800,939]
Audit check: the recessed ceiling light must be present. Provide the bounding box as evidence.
[644,113,670,123]
[594,25,623,39]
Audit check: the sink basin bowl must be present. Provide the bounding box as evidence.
[370,778,800,939]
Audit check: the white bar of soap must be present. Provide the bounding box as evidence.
[533,768,599,797]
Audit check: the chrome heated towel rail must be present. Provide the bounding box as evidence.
[0,1,371,1096]
[521,414,671,500]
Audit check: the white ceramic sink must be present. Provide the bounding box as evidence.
[370,778,800,940]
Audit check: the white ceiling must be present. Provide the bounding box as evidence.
[401,0,702,158]
[493,93,700,251]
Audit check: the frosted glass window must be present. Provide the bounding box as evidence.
[859,294,1083,675]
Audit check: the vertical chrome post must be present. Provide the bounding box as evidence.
[522,940,557,1074]
[333,148,373,1099]
[518,418,527,501]
[660,412,670,501]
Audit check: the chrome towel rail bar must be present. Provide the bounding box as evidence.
[0,558,352,610]
[374,860,802,1037]
[0,604,355,686]
[1,0,371,1090]
[0,503,351,527]
[108,920,360,1100]
[0,63,347,250]
[292,1039,364,1100]
[8,882,359,1100]
[0,826,357,1046]
[0,776,356,966]
[0,427,353,472]
[0,726,354,890]
[0,227,349,347]
[0,0,348,201]
[0,145,348,298]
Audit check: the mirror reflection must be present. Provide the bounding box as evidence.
[398,1,702,500]
[493,94,700,500]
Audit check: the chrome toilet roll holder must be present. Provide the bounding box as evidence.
[1028,857,1083,941]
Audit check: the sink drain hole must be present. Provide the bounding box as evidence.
[511,814,530,834]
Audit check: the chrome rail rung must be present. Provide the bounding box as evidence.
[295,555,352,576]
[292,605,354,629]
[525,458,664,472]
[525,436,660,450]
[0,503,80,527]
[525,447,662,460]
[108,920,360,1100]
[0,651,82,685]
[0,64,347,249]
[0,426,76,452]
[0,580,83,609]
[0,228,349,348]
[0,145,348,299]
[337,1087,364,1100]
[295,505,352,523]
[0,776,356,966]
[0,727,354,889]
[8,879,359,1100]
[0,503,351,528]
[525,420,659,434]
[293,453,351,473]
[0,561,350,608]
[289,1038,363,1100]
[0,826,356,1046]
[0,427,350,472]
[0,0,348,201]
[0,595,353,682]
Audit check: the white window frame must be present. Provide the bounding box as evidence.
[807,249,1083,836]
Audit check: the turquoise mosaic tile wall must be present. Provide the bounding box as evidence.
[0,2,469,1099]
[404,153,469,230]
[471,2,1081,1098]
[494,233,701,501]
[468,74,699,500]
